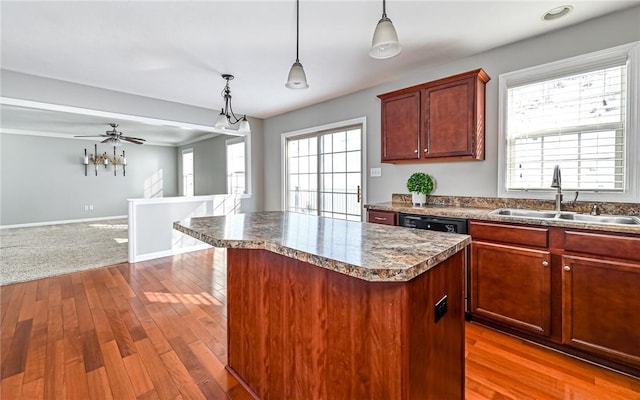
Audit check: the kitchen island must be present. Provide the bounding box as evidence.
[175,211,470,399]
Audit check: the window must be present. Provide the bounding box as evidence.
[283,119,365,221]
[182,148,194,196]
[498,42,639,201]
[226,138,246,194]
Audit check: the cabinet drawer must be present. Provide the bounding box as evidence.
[367,210,398,226]
[469,221,548,248]
[564,231,640,262]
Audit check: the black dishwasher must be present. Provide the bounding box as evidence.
[398,213,468,234]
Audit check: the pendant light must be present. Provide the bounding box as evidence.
[286,0,309,89]
[370,0,401,59]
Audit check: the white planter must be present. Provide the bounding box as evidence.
[411,192,427,206]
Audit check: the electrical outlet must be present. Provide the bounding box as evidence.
[370,167,382,177]
[89,204,94,211]
[435,295,448,323]
[84,205,89,211]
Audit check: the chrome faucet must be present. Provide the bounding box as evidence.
[591,204,600,215]
[551,165,563,211]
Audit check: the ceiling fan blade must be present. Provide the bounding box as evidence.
[121,135,146,142]
[123,138,145,145]
[74,134,108,138]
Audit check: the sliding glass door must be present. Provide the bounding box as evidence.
[285,125,362,221]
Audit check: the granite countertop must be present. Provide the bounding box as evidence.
[174,211,470,282]
[366,202,640,235]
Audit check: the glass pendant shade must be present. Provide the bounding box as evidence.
[238,116,251,133]
[286,61,309,89]
[370,16,401,59]
[215,110,230,129]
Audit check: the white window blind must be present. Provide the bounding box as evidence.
[506,64,626,192]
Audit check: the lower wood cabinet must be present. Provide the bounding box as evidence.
[367,210,398,226]
[562,254,640,367]
[469,220,640,375]
[471,241,551,336]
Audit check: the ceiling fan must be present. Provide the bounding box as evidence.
[75,123,146,145]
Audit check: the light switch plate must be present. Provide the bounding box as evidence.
[370,167,382,177]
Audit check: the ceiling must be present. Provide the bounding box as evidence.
[1,1,638,146]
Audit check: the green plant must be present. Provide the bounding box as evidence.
[406,172,434,195]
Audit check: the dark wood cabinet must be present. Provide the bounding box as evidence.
[471,242,551,336]
[561,254,640,367]
[469,222,551,337]
[378,69,489,163]
[380,91,420,161]
[367,209,398,226]
[469,220,640,375]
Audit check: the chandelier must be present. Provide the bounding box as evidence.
[83,144,127,176]
[214,74,251,133]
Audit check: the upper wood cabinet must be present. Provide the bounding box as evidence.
[380,91,421,161]
[378,69,490,163]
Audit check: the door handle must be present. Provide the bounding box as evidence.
[357,185,361,203]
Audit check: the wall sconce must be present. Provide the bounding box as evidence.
[84,144,127,176]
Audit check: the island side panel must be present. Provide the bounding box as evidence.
[226,247,465,399]
[408,249,465,400]
[227,248,407,399]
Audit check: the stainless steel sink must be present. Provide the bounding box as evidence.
[490,208,640,225]
[490,209,557,219]
[557,213,640,225]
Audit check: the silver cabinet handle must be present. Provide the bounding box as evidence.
[414,149,418,153]
[374,217,387,221]
[564,265,571,271]
[542,261,549,267]
[424,148,428,153]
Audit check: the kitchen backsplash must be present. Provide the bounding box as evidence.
[391,194,640,216]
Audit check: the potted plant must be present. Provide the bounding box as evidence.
[406,172,434,206]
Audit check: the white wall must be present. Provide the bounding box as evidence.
[0,71,265,224]
[0,133,178,225]
[177,118,265,213]
[177,134,234,196]
[262,7,640,210]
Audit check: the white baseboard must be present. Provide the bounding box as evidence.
[0,215,128,229]
[128,243,213,263]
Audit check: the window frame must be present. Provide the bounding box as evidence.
[226,136,247,195]
[498,42,640,203]
[280,117,367,219]
[181,147,194,197]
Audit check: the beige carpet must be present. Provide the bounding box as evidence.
[0,218,128,286]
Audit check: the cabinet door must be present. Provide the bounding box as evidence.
[381,91,420,161]
[562,255,640,367]
[421,77,476,159]
[471,241,551,336]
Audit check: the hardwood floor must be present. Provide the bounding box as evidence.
[1,248,639,399]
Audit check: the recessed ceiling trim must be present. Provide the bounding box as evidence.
[0,127,174,147]
[0,97,224,134]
